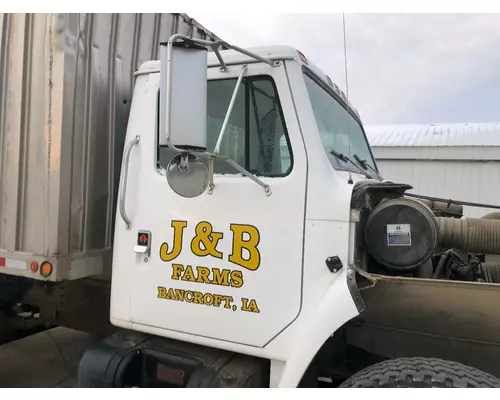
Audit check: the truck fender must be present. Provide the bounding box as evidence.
[277,268,364,387]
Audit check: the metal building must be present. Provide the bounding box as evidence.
[365,123,500,218]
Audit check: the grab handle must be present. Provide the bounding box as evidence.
[119,135,140,230]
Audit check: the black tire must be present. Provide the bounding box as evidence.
[339,357,500,388]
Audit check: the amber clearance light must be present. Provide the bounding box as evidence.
[40,261,53,278]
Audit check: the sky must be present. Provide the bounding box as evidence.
[190,13,500,126]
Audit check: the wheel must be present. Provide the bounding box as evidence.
[339,357,500,388]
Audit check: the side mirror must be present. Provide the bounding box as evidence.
[159,39,208,151]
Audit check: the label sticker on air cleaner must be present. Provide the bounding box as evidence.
[387,224,411,246]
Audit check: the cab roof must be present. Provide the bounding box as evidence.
[137,45,360,119]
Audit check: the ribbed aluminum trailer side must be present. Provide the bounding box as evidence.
[0,13,220,282]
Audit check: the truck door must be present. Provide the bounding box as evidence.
[116,62,307,348]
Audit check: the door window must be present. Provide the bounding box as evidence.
[159,76,293,176]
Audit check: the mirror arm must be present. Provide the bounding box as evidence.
[211,44,228,71]
[227,43,275,67]
[214,65,247,155]
[207,158,215,195]
[206,154,271,197]
[222,157,272,196]
[163,35,272,196]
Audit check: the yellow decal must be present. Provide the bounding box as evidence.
[196,266,211,284]
[160,221,187,262]
[158,286,259,313]
[228,224,261,271]
[241,298,260,313]
[157,286,234,309]
[157,287,167,298]
[180,265,196,282]
[170,265,244,288]
[158,221,262,313]
[190,221,224,259]
[228,270,243,288]
[159,221,261,270]
[171,264,185,280]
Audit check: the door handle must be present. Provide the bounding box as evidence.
[119,135,140,230]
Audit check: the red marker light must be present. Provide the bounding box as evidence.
[30,261,39,273]
[297,50,308,65]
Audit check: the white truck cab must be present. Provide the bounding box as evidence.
[75,36,500,388]
[101,39,375,387]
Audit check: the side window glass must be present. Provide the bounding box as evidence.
[158,75,293,177]
[207,79,246,173]
[207,76,292,176]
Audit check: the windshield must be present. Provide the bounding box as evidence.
[302,70,377,174]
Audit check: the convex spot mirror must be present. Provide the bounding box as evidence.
[166,153,209,198]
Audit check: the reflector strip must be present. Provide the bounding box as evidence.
[0,257,27,270]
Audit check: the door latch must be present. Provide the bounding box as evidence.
[134,230,151,256]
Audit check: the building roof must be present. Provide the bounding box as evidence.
[365,123,500,147]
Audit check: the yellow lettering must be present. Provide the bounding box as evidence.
[171,264,184,280]
[157,287,167,299]
[181,265,196,282]
[229,224,261,271]
[203,293,214,306]
[241,298,260,313]
[190,221,223,259]
[160,221,187,262]
[193,292,203,304]
[221,296,233,309]
[212,268,230,286]
[196,266,211,284]
[157,287,246,312]
[230,270,243,288]
[212,294,223,307]
[166,288,176,300]
[174,289,185,301]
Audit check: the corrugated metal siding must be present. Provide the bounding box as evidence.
[376,159,500,218]
[0,13,220,256]
[368,123,500,218]
[366,123,500,147]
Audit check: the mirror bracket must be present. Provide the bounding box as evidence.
[161,34,275,197]
[206,155,272,197]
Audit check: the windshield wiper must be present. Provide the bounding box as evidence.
[330,149,349,163]
[353,154,380,178]
[330,149,371,179]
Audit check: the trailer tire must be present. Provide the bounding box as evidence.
[339,357,500,388]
